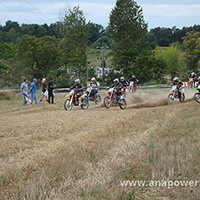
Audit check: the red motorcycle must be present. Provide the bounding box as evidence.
[104,88,127,109]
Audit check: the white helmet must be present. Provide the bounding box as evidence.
[120,76,125,80]
[173,77,178,81]
[75,79,80,83]
[91,77,96,81]
[132,75,135,78]
[114,78,119,82]
[197,76,200,80]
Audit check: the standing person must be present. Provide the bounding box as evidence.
[40,78,48,102]
[29,78,38,104]
[20,79,29,106]
[48,77,56,104]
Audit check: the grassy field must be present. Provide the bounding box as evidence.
[0,88,199,200]
[88,48,113,68]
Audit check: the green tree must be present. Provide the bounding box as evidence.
[17,35,60,79]
[60,6,90,81]
[89,23,105,44]
[109,0,151,78]
[183,31,200,72]
[154,45,181,79]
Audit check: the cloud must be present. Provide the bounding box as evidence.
[141,4,200,28]
[0,0,200,29]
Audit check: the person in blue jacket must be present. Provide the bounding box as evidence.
[29,78,38,104]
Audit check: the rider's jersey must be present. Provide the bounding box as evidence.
[111,82,123,91]
[188,72,197,79]
[120,80,128,88]
[70,83,83,93]
[90,81,99,89]
[128,77,138,84]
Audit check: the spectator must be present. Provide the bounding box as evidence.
[20,79,29,106]
[29,78,38,104]
[40,78,48,102]
[48,77,56,104]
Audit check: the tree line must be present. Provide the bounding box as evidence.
[0,0,200,89]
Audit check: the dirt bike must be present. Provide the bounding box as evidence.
[86,86,101,104]
[129,81,137,92]
[194,84,200,103]
[168,85,185,102]
[104,88,127,109]
[64,89,88,111]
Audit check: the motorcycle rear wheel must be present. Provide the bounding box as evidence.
[64,99,72,111]
[104,96,111,109]
[119,99,127,109]
[194,93,200,103]
[95,95,101,104]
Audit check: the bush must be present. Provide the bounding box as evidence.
[0,91,15,100]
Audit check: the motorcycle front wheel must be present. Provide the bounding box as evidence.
[168,93,174,100]
[81,98,89,110]
[194,93,200,103]
[104,96,111,109]
[119,99,127,109]
[64,99,72,111]
[179,93,185,102]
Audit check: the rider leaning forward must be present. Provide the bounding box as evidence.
[70,79,83,99]
[110,78,123,97]
[173,77,183,97]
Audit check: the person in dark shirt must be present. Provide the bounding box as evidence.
[128,75,138,85]
[120,76,128,88]
[70,79,83,98]
[110,78,123,98]
[48,77,56,104]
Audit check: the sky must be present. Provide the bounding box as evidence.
[0,0,200,30]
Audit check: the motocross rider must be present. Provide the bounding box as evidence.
[188,72,197,87]
[110,78,123,99]
[120,77,129,88]
[173,77,183,98]
[89,77,100,98]
[70,79,83,100]
[128,75,138,85]
[172,77,179,86]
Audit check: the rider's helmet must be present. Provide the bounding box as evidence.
[197,76,200,80]
[132,75,135,78]
[91,77,96,82]
[114,78,119,83]
[75,79,80,83]
[173,77,178,82]
[120,76,125,81]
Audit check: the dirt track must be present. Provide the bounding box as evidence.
[0,88,199,199]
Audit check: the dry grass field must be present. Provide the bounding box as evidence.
[0,88,199,200]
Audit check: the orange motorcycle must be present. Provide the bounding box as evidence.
[64,89,88,111]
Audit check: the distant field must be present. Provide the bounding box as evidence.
[88,48,113,67]
[0,88,199,200]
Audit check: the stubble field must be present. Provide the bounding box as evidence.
[0,88,199,200]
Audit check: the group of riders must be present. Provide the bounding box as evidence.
[70,75,138,101]
[171,72,200,98]
[69,71,200,103]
